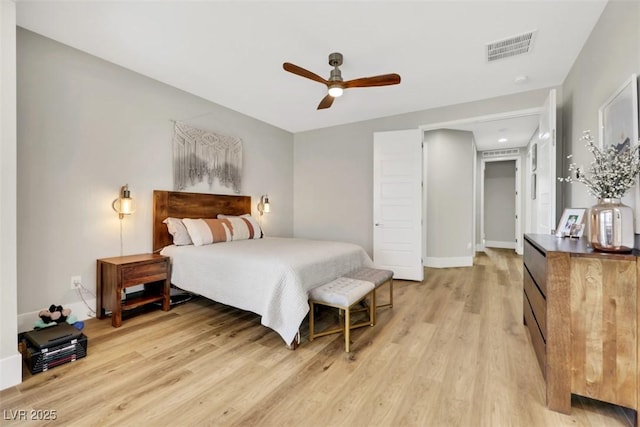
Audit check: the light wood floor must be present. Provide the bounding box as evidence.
[2,249,636,426]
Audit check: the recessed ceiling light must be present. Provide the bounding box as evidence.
[498,137,508,143]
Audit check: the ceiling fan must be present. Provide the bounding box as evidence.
[283,52,401,110]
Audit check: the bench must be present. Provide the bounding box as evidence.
[344,267,394,325]
[308,277,375,352]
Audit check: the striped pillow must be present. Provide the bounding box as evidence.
[182,218,232,246]
[218,214,263,240]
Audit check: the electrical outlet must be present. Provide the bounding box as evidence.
[70,275,81,290]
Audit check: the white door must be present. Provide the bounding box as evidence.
[373,129,423,281]
[536,89,557,234]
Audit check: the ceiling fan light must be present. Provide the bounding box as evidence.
[328,85,343,97]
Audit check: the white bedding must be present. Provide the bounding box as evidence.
[160,237,373,344]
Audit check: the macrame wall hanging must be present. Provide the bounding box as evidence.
[172,121,243,193]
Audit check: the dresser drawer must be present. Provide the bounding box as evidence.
[524,291,546,377]
[523,268,546,339]
[122,261,168,287]
[524,239,547,296]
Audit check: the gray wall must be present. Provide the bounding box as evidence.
[562,0,640,211]
[17,28,294,317]
[294,88,554,257]
[484,160,516,245]
[424,129,475,259]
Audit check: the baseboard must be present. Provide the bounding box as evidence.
[484,240,516,249]
[0,352,22,390]
[475,244,485,252]
[17,298,96,334]
[424,256,474,268]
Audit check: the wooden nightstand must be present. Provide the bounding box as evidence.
[96,253,171,327]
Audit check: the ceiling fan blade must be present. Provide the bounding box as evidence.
[344,73,401,88]
[283,62,328,85]
[317,94,335,110]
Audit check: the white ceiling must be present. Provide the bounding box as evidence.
[16,1,607,140]
[435,113,541,151]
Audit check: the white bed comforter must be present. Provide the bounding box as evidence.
[160,237,373,344]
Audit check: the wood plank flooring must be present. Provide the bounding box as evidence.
[1,249,636,426]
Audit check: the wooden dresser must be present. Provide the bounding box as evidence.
[523,234,639,420]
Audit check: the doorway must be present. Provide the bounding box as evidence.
[418,89,557,261]
[420,107,539,257]
[481,158,519,251]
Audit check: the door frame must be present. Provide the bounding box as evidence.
[479,156,522,253]
[420,107,542,257]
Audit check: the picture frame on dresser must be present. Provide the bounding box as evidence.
[598,73,639,233]
[555,208,586,238]
[568,223,584,239]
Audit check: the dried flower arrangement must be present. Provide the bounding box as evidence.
[559,130,640,199]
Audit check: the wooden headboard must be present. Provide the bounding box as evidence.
[153,190,252,252]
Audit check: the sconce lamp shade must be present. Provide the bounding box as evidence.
[258,194,271,215]
[112,184,136,219]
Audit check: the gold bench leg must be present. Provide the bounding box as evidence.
[370,290,376,326]
[309,301,315,342]
[309,288,377,352]
[375,279,394,310]
[345,307,350,352]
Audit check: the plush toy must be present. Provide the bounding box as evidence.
[38,304,71,325]
[35,304,84,330]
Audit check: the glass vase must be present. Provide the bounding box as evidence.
[588,198,634,252]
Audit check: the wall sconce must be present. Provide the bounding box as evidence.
[258,194,271,215]
[112,184,136,219]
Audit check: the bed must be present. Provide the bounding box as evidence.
[152,190,373,347]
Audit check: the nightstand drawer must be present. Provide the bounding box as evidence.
[122,261,168,287]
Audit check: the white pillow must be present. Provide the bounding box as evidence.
[162,217,192,246]
[182,218,232,246]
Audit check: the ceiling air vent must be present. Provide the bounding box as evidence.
[483,148,520,158]
[486,31,536,62]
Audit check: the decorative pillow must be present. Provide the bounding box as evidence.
[162,217,192,246]
[182,218,232,246]
[225,217,251,241]
[217,214,263,239]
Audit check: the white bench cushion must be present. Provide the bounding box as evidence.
[344,267,393,287]
[309,277,374,307]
